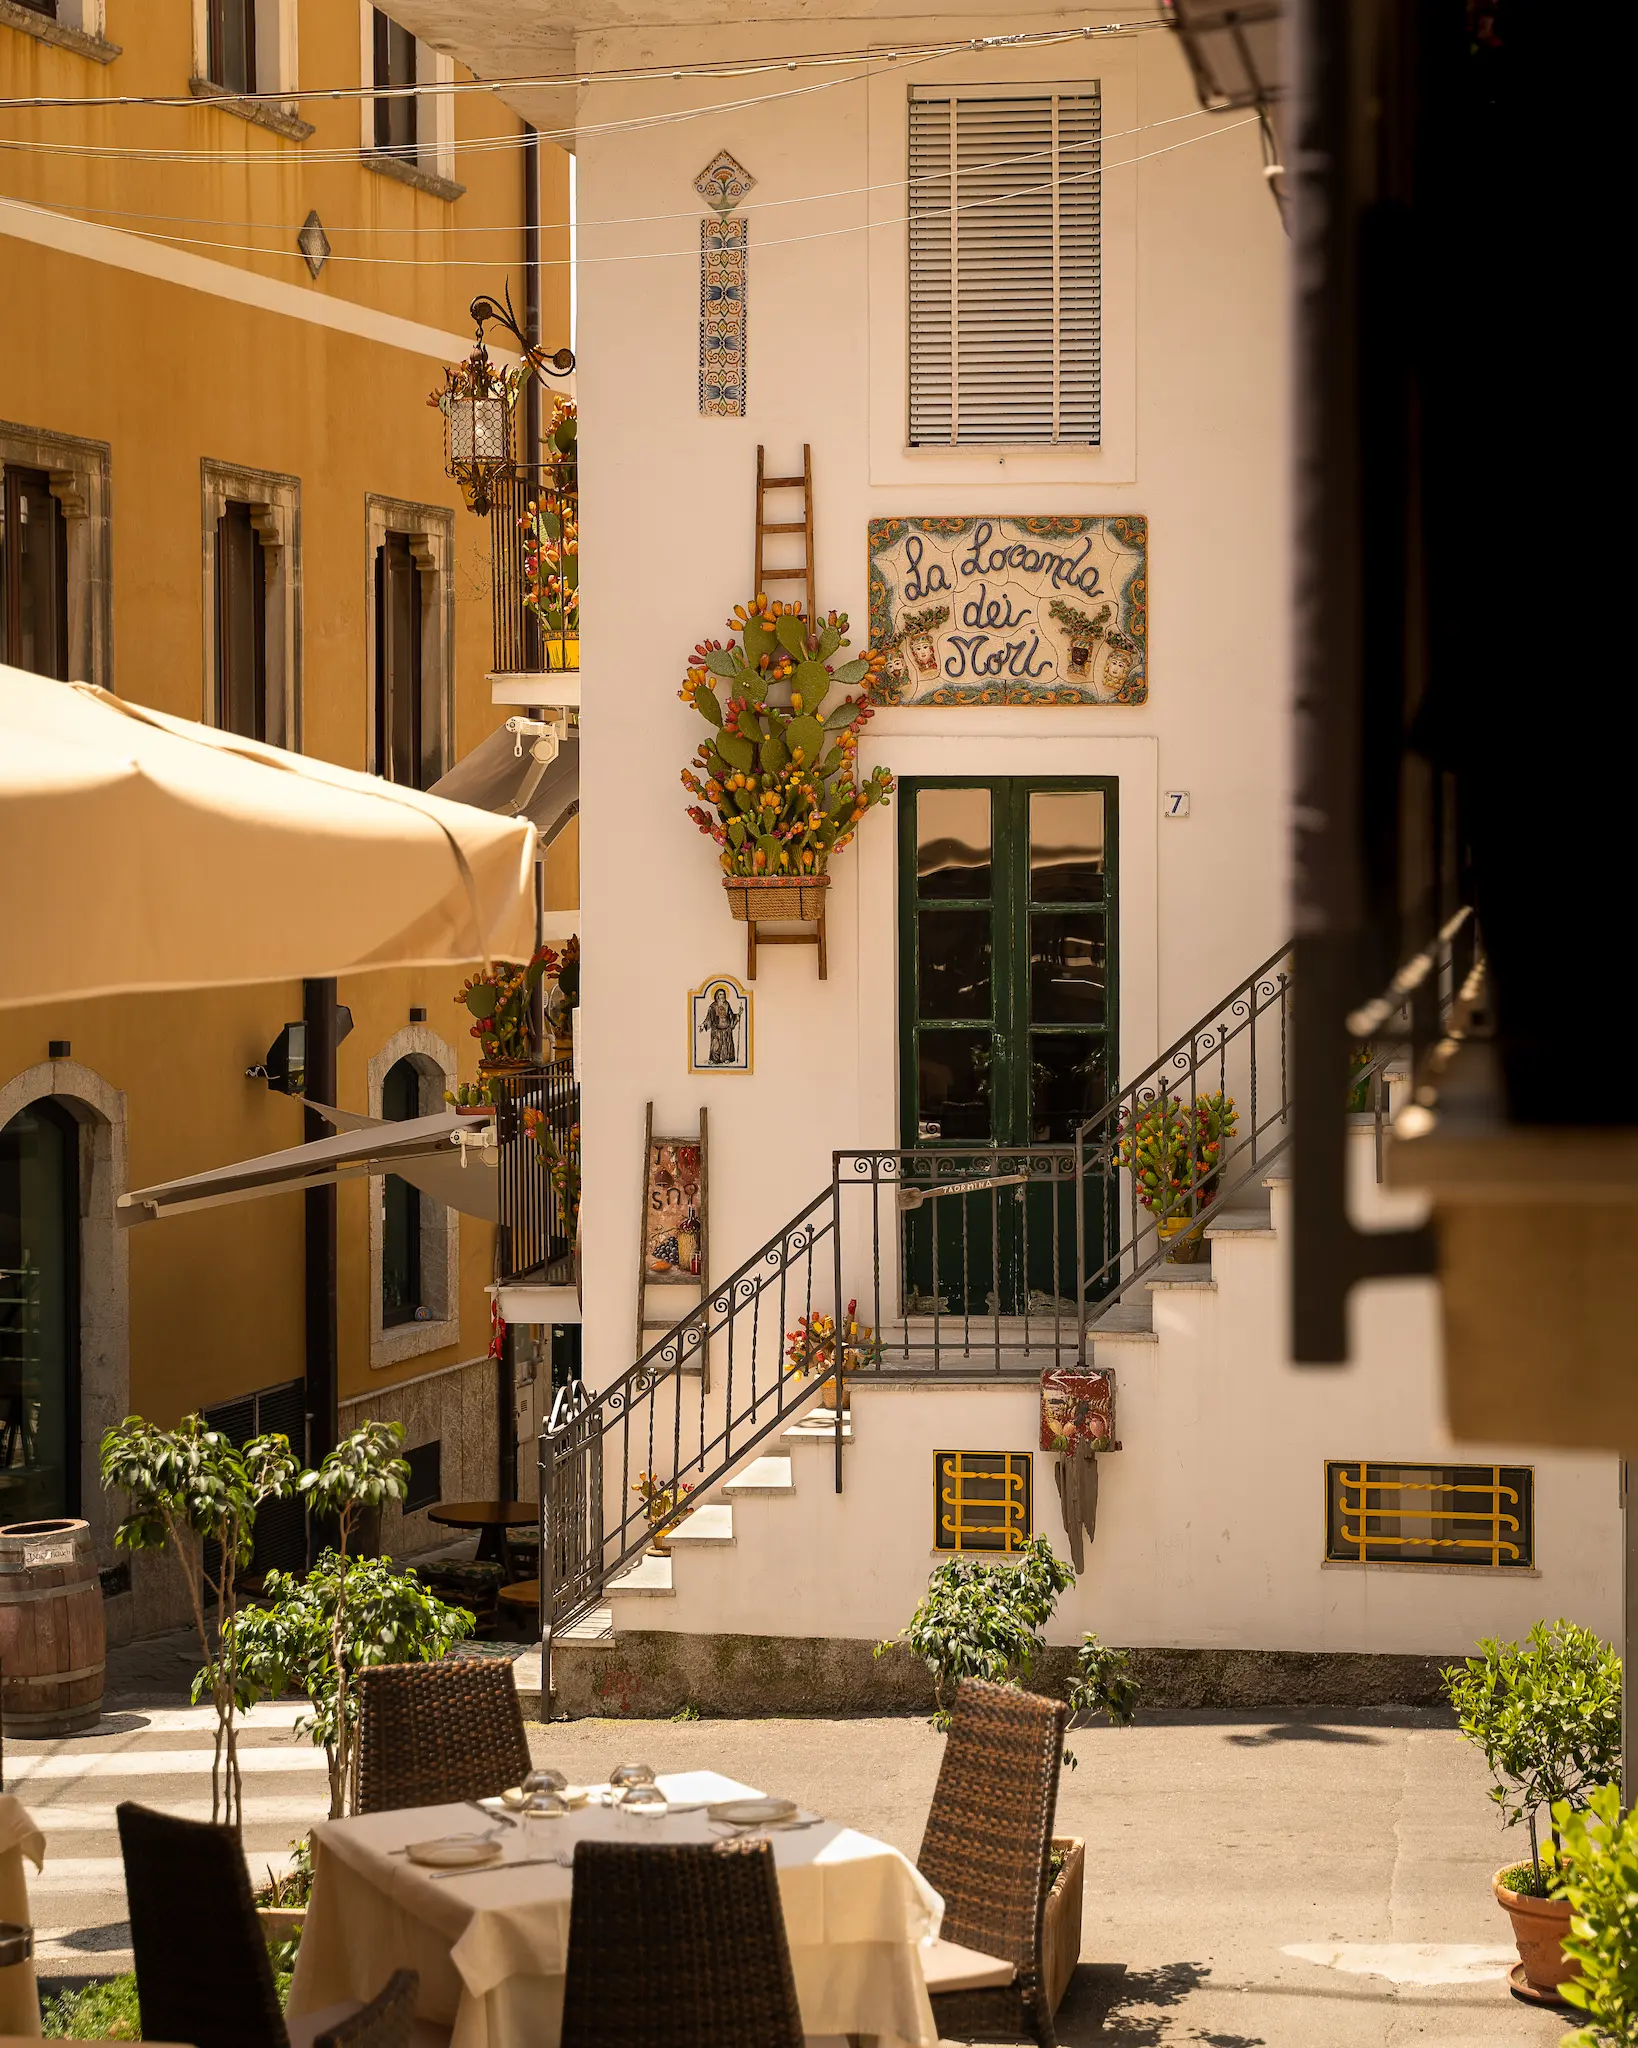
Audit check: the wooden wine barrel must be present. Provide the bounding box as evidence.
[0,1518,106,1736]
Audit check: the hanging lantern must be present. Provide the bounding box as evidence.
[430,290,575,517]
[432,333,516,515]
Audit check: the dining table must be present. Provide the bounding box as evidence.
[288,1769,944,2048]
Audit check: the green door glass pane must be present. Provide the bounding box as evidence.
[1029,788,1105,902]
[0,1099,78,1520]
[1029,910,1107,1024]
[918,907,993,1021]
[917,786,993,899]
[1030,1033,1108,1143]
[918,1028,993,1141]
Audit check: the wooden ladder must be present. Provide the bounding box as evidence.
[754,444,815,620]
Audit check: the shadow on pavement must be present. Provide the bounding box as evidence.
[1052,1961,1265,2045]
[1224,1723,1385,1747]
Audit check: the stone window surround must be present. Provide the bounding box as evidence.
[0,0,118,62]
[363,494,455,784]
[0,1059,129,1560]
[0,418,113,691]
[188,0,313,137]
[356,4,464,201]
[367,1025,461,1369]
[200,458,302,750]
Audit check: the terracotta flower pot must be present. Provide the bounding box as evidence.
[1492,1868,1576,1997]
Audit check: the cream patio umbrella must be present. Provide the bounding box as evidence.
[0,666,537,1006]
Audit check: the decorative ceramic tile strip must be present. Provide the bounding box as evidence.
[699,213,748,418]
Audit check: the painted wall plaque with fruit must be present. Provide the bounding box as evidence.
[635,1103,712,1380]
[866,515,1148,706]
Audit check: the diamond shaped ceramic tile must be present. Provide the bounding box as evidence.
[694,149,756,216]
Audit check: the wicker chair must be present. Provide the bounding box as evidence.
[559,1838,805,2048]
[309,1970,420,2048]
[118,1801,291,2048]
[916,1677,1069,2047]
[353,1656,532,1814]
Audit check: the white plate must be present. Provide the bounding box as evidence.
[407,1835,503,1869]
[492,1786,591,1812]
[707,1797,798,1826]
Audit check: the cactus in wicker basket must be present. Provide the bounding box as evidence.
[680,595,896,879]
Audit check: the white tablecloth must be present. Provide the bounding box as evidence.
[289,1770,943,2048]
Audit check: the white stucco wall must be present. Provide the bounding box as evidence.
[614,1131,1620,1654]
[574,16,1290,1390]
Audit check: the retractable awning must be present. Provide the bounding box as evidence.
[0,666,536,1008]
[429,721,579,849]
[117,1108,500,1224]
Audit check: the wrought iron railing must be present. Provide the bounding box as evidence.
[493,1059,578,1284]
[487,464,577,680]
[1072,947,1294,1352]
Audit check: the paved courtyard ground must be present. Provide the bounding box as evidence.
[8,1637,1576,2045]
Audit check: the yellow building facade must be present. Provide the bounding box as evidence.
[0,0,572,1633]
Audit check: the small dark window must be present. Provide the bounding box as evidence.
[15,0,58,19]
[216,500,268,740]
[374,532,434,786]
[200,1375,307,1581]
[207,0,257,96]
[1,466,69,681]
[934,1450,1032,1553]
[372,11,418,156]
[404,1438,442,1512]
[381,1057,424,1326]
[1325,1460,1535,1569]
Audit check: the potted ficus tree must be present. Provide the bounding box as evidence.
[100,1414,299,1829]
[1114,1090,1237,1263]
[222,1421,475,1824]
[1442,1621,1622,2002]
[680,594,895,924]
[875,1536,1140,2016]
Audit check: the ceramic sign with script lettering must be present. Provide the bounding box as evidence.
[866,515,1148,706]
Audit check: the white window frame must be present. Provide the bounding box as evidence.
[0,418,112,689]
[368,1026,461,1368]
[200,458,301,749]
[188,0,312,136]
[867,58,1136,485]
[363,494,455,787]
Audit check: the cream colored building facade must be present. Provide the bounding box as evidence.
[0,0,572,1634]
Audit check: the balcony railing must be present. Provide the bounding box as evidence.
[487,464,577,682]
[493,1059,578,1285]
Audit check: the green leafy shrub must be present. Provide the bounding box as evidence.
[1441,1620,1621,1886]
[876,1535,1075,1729]
[1555,1782,1638,2045]
[1068,1634,1141,1728]
[100,1414,298,1827]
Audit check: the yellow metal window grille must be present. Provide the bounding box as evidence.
[935,1450,1032,1553]
[1325,1460,1534,1569]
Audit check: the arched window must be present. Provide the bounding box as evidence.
[0,1098,80,1519]
[380,1057,424,1327]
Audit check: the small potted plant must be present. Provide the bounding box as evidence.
[634,1470,695,1554]
[254,1835,312,1956]
[680,595,895,926]
[1442,1621,1621,2004]
[786,1299,881,1410]
[1114,1091,1237,1262]
[521,399,578,671]
[455,943,561,1077]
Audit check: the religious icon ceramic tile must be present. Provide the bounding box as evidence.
[688,974,752,1074]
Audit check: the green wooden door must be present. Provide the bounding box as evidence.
[899,779,1116,1316]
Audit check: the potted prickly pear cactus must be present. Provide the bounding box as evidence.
[680,595,896,922]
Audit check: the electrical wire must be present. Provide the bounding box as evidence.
[0,24,1159,166]
[3,117,1256,271]
[0,21,1163,114]
[0,108,1210,240]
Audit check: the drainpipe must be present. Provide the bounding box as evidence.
[303,977,339,1551]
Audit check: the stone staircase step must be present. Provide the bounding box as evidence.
[725,1454,794,1494]
[1086,1298,1157,1341]
[1205,1187,1275,1237]
[668,1503,735,1544]
[608,1551,674,1595]
[1147,1268,1219,1293]
[784,1412,852,1443]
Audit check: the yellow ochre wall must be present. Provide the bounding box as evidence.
[1,3,574,1475]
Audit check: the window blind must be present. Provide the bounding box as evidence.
[909,89,1102,447]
